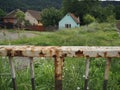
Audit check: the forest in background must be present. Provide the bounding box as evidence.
[0,0,120,12]
[0,0,120,26]
[0,0,62,12]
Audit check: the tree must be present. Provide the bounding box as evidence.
[16,9,25,28]
[83,14,96,25]
[106,15,116,23]
[41,7,62,27]
[0,8,6,17]
[62,0,100,24]
[114,5,120,20]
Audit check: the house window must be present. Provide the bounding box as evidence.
[65,24,71,28]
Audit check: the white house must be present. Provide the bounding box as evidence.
[59,13,80,29]
[25,10,43,26]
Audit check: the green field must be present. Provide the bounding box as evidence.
[0,22,120,46]
[0,22,120,90]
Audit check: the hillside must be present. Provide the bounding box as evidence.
[1,1,120,13]
[0,0,62,12]
[0,22,120,46]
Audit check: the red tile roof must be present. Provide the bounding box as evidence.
[69,13,80,24]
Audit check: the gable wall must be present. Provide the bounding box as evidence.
[25,12,38,25]
[59,14,80,29]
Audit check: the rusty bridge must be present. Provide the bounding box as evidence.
[0,46,120,90]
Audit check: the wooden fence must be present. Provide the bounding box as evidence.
[0,46,120,90]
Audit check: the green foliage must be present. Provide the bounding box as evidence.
[114,5,120,20]
[90,4,115,23]
[0,57,120,90]
[16,10,25,27]
[83,14,96,25]
[0,23,120,90]
[106,15,116,23]
[62,0,100,24]
[0,8,6,17]
[62,0,120,23]
[41,7,62,26]
[24,20,31,26]
[0,22,120,46]
[0,0,62,12]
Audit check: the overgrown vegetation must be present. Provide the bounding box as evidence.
[0,23,120,46]
[0,56,120,90]
[41,7,62,26]
[0,23,120,90]
[0,22,120,90]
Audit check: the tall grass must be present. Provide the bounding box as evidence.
[0,22,120,46]
[0,57,120,90]
[0,22,120,90]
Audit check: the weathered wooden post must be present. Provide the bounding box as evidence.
[84,58,90,90]
[103,58,111,90]
[29,57,35,90]
[9,56,17,90]
[54,56,64,90]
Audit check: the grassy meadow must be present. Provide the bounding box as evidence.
[0,22,120,90]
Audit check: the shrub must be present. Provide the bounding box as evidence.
[106,15,116,23]
[83,14,96,25]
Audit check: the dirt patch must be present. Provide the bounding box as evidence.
[0,30,38,41]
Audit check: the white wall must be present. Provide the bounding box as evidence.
[25,12,38,25]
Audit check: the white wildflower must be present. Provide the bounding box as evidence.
[72,66,75,69]
[83,75,85,78]
[77,87,80,90]
[87,87,89,90]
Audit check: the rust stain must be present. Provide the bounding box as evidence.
[86,55,90,58]
[75,50,84,57]
[6,49,12,56]
[39,51,45,57]
[63,53,67,57]
[0,46,120,58]
[97,53,102,57]
[49,49,53,57]
[55,74,62,79]
[31,46,35,52]
[118,52,120,56]
[14,50,23,56]
[54,56,64,80]
[55,49,60,57]
[104,52,107,57]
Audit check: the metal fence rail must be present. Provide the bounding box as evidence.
[0,46,120,90]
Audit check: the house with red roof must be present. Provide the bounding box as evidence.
[2,9,24,28]
[59,13,80,29]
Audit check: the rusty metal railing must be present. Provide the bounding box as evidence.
[0,46,120,90]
